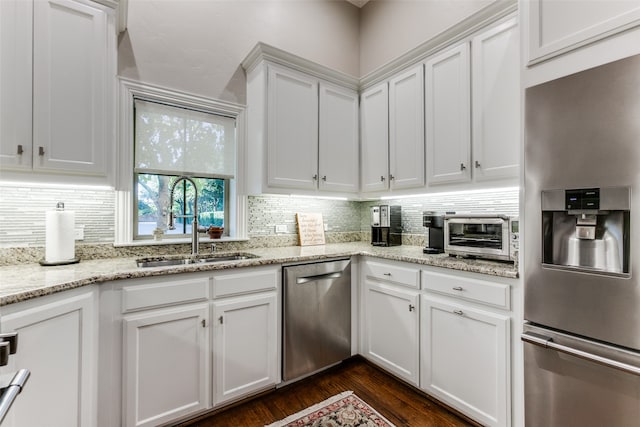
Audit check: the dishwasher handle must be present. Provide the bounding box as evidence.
[296,271,343,285]
[521,332,640,377]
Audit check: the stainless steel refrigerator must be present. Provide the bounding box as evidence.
[523,55,640,426]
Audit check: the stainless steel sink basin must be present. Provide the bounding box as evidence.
[136,252,259,268]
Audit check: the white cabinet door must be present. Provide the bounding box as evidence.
[425,43,471,185]
[527,0,640,64]
[360,82,389,193]
[318,82,359,193]
[267,65,318,190]
[472,18,520,181]
[32,0,108,175]
[0,291,96,427]
[421,295,510,427]
[363,280,419,386]
[0,0,32,170]
[389,64,425,190]
[212,292,277,406]
[123,303,209,427]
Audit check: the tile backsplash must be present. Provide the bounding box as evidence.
[0,183,519,263]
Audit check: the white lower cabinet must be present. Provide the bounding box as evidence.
[361,259,420,386]
[212,292,277,405]
[113,266,279,427]
[0,288,97,427]
[420,295,510,427]
[123,303,210,427]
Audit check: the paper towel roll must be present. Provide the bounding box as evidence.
[45,209,75,263]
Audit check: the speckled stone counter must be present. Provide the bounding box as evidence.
[0,243,518,306]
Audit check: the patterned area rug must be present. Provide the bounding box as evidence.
[265,391,396,427]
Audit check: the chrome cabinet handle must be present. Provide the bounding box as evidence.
[460,163,466,171]
[409,304,415,312]
[453,310,464,316]
[452,286,464,291]
[380,175,385,182]
[16,145,23,155]
[475,160,481,168]
[383,272,392,276]
[218,316,223,325]
[389,174,395,181]
[521,332,640,377]
[201,319,206,328]
[312,174,318,181]
[38,146,45,156]
[321,175,327,181]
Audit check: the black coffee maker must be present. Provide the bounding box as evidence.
[423,212,444,254]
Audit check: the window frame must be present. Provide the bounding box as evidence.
[115,78,248,245]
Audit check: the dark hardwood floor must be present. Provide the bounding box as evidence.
[176,357,477,427]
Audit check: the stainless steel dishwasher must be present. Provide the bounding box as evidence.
[282,258,351,382]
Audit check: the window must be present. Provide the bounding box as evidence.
[133,99,236,239]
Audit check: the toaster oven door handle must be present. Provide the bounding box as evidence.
[446,216,508,224]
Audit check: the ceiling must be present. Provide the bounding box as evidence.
[345,0,371,7]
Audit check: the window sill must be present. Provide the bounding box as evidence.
[113,236,250,248]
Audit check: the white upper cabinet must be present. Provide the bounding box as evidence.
[361,65,425,194]
[33,0,109,175]
[267,65,319,190]
[425,17,519,186]
[243,45,360,197]
[0,0,32,169]
[0,0,115,182]
[471,18,520,181]
[360,82,389,193]
[319,82,359,193]
[526,0,640,65]
[425,44,471,185]
[388,64,425,190]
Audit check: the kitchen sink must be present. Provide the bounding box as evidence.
[136,252,259,268]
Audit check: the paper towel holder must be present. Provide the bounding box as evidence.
[39,202,80,267]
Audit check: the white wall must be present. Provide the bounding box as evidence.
[118,0,360,104]
[359,0,496,76]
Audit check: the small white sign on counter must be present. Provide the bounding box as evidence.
[296,213,325,246]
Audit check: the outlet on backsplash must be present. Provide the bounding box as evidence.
[74,226,85,241]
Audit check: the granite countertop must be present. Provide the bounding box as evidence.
[0,242,518,306]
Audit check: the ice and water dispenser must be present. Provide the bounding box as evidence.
[541,187,630,274]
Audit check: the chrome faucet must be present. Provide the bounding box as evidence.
[167,176,204,255]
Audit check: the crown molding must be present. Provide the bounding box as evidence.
[241,0,516,92]
[241,42,360,91]
[360,0,518,90]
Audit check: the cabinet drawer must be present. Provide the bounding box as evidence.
[122,277,210,313]
[213,266,279,298]
[364,260,420,289]
[421,270,510,309]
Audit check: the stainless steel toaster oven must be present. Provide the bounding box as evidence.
[444,214,518,262]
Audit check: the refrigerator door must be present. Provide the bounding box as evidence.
[522,323,640,427]
[524,53,640,350]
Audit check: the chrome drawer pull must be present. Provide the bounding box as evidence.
[452,286,464,291]
[453,310,464,316]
